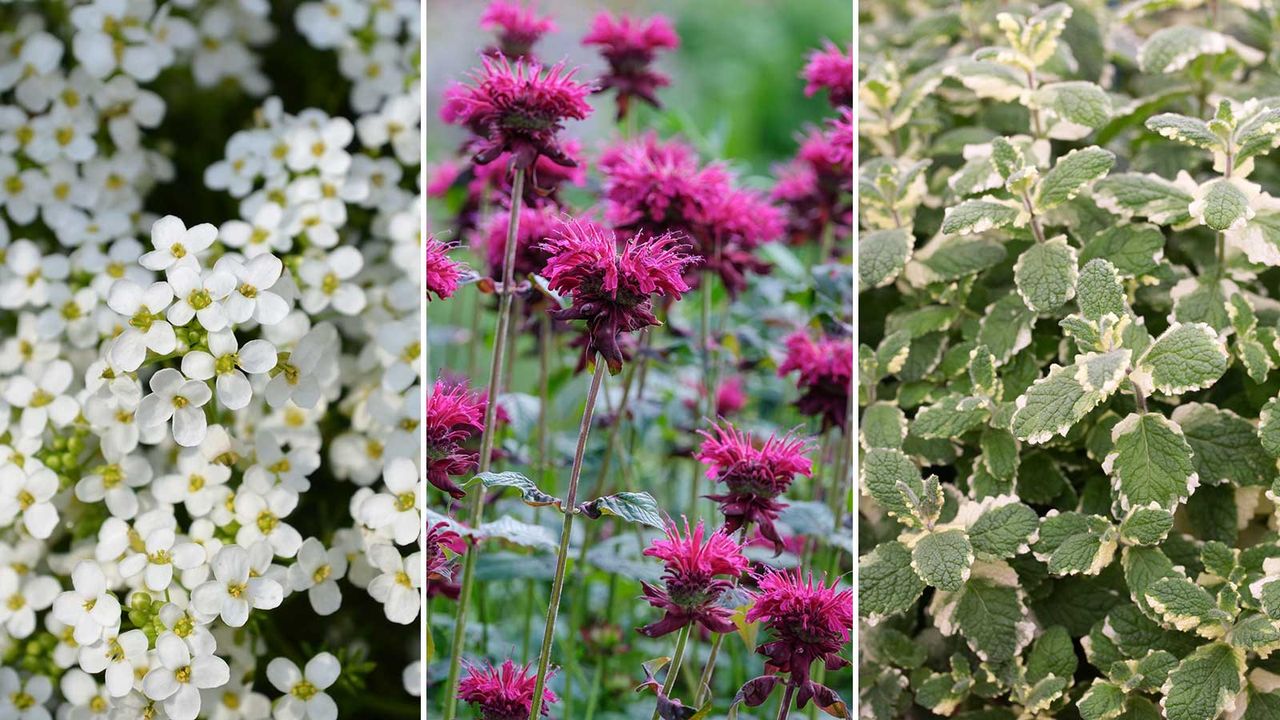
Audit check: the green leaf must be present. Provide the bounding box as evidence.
[1235,105,1280,164]
[1104,413,1198,512]
[1032,511,1118,575]
[1259,396,1280,457]
[1132,322,1228,396]
[862,448,924,527]
[979,427,1021,486]
[1027,625,1078,682]
[475,516,558,552]
[1032,81,1112,132]
[576,491,663,529]
[912,394,991,439]
[1190,179,1254,232]
[908,235,1009,285]
[1010,349,1131,444]
[1144,114,1225,151]
[1171,403,1273,487]
[860,402,908,450]
[1079,681,1127,720]
[473,471,563,510]
[1119,505,1175,546]
[859,541,926,622]
[977,294,1038,363]
[1014,235,1080,312]
[1227,208,1280,267]
[1092,172,1195,227]
[1160,642,1244,720]
[860,228,913,290]
[1076,258,1129,322]
[1035,147,1116,210]
[1080,223,1165,278]
[969,499,1039,559]
[911,528,974,591]
[1226,613,1280,656]
[940,197,1021,235]
[948,566,1034,662]
[1144,575,1228,637]
[1139,26,1259,73]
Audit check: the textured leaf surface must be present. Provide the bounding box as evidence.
[1133,323,1228,396]
[1104,413,1198,512]
[1010,350,1130,444]
[1080,224,1165,278]
[951,571,1032,662]
[576,491,663,529]
[1171,403,1272,487]
[940,198,1021,235]
[475,471,563,509]
[911,528,974,590]
[860,228,913,290]
[1035,147,1115,210]
[1076,259,1129,321]
[1014,236,1079,312]
[860,541,926,621]
[1160,642,1244,720]
[1092,173,1195,226]
[969,500,1039,559]
[1190,179,1253,232]
[1144,114,1225,151]
[912,394,990,439]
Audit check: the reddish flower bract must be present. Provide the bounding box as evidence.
[480,0,556,60]
[458,658,558,720]
[639,518,747,638]
[426,235,463,301]
[583,11,679,120]
[746,569,852,687]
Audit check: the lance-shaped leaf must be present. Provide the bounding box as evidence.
[911,528,974,591]
[968,499,1039,559]
[1171,403,1272,487]
[1144,575,1230,637]
[860,228,913,290]
[1014,235,1079,312]
[1145,114,1226,151]
[1010,349,1131,444]
[576,491,663,529]
[1119,505,1175,546]
[940,197,1022,235]
[1139,25,1262,74]
[1236,105,1280,164]
[1031,81,1112,135]
[475,516,559,552]
[1076,258,1129,322]
[1092,172,1196,227]
[1159,641,1244,720]
[1080,223,1165,278]
[979,428,1020,487]
[935,563,1035,663]
[1035,147,1115,211]
[912,394,991,439]
[473,471,563,510]
[861,402,907,450]
[1131,322,1228,396]
[1190,178,1255,232]
[1104,413,1198,512]
[1032,511,1118,576]
[860,540,927,622]
[1226,293,1274,382]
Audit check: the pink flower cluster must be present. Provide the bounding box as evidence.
[779,330,854,431]
[697,422,813,552]
[583,11,680,120]
[425,380,485,499]
[426,235,463,301]
[459,659,557,720]
[479,0,556,61]
[639,518,748,637]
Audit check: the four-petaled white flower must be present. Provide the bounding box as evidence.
[287,537,348,616]
[192,544,284,627]
[142,632,231,720]
[51,562,120,646]
[137,367,214,447]
[266,652,341,720]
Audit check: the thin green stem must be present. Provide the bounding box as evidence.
[692,526,751,705]
[650,623,693,720]
[442,169,526,720]
[528,358,608,720]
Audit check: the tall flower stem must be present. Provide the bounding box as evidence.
[528,357,608,720]
[650,623,693,720]
[776,684,797,720]
[538,312,552,486]
[692,525,750,705]
[441,170,526,720]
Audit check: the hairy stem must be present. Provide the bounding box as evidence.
[528,358,607,720]
[442,169,526,720]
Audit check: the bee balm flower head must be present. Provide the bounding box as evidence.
[540,218,695,374]
[778,330,853,432]
[449,55,594,171]
[638,518,747,638]
[458,659,557,720]
[480,0,556,61]
[426,235,463,301]
[802,41,853,107]
[697,421,813,552]
[582,11,680,121]
[425,380,485,499]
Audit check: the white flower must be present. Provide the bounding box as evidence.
[219,253,291,325]
[0,667,52,720]
[141,633,230,720]
[117,526,205,592]
[167,265,236,332]
[285,117,353,175]
[201,682,271,720]
[0,567,59,638]
[75,444,153,521]
[191,544,283,627]
[359,457,420,546]
[182,330,277,410]
[79,628,148,698]
[2,358,78,437]
[59,669,113,718]
[52,561,120,646]
[233,487,302,557]
[0,238,68,308]
[287,538,347,616]
[265,324,337,409]
[140,215,217,273]
[0,463,60,539]
[152,450,233,518]
[106,280,176,372]
[266,652,341,720]
[137,367,214,448]
[366,543,420,625]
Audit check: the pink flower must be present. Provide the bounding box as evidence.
[582,11,679,121]
[639,518,747,638]
[741,569,852,712]
[458,659,557,720]
[697,422,813,552]
[426,380,485,499]
[480,0,556,60]
[426,522,466,600]
[447,55,593,171]
[427,161,462,198]
[771,124,853,247]
[472,138,588,203]
[427,236,464,301]
[715,377,747,416]
[826,107,853,181]
[480,204,561,280]
[540,218,695,374]
[778,330,853,432]
[802,41,853,107]
[697,186,784,296]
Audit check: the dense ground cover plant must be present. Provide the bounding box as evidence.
[858,1,1280,718]
[425,1,853,718]
[0,0,422,717]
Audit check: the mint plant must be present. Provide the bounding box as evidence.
[860,2,1280,718]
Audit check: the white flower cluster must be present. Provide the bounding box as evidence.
[0,0,423,718]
